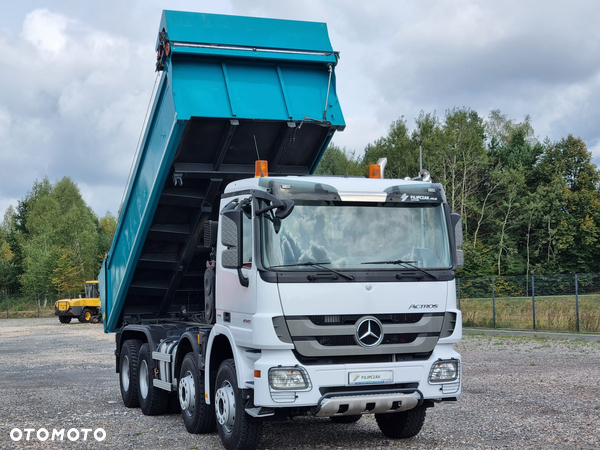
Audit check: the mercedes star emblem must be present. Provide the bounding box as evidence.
[355,316,384,348]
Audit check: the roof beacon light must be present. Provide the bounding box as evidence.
[369,164,382,179]
[255,160,268,178]
[369,157,387,179]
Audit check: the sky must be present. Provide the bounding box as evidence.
[1,0,600,220]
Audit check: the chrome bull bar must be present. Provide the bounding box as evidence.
[315,388,423,417]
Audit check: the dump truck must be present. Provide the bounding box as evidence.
[55,280,102,323]
[99,11,463,450]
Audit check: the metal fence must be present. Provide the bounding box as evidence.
[4,275,600,332]
[1,292,57,319]
[457,273,600,333]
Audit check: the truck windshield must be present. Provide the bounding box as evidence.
[261,200,451,270]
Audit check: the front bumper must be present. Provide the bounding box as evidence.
[251,343,460,414]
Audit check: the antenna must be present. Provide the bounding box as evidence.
[253,135,265,177]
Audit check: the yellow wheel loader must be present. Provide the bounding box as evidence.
[55,281,102,324]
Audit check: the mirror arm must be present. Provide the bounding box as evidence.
[237,268,249,287]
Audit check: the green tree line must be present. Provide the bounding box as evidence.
[1,107,597,296]
[316,108,600,278]
[0,177,116,299]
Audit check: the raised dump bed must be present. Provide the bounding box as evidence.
[100,11,345,332]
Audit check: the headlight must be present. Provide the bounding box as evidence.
[269,367,309,390]
[428,360,459,383]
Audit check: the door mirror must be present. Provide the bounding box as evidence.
[221,209,243,269]
[451,213,463,248]
[275,199,295,219]
[450,213,463,268]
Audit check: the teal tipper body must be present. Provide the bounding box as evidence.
[99,11,345,332]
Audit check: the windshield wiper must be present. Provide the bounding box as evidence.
[269,261,355,281]
[361,259,439,280]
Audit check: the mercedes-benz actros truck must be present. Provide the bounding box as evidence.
[100,10,463,450]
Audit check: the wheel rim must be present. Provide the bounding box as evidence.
[121,355,130,391]
[215,380,235,433]
[84,311,91,321]
[139,359,149,399]
[179,370,196,416]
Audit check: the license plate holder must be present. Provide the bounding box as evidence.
[348,370,393,386]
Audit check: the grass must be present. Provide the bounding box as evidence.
[0,297,56,319]
[460,294,600,332]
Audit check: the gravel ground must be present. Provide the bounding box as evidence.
[1,318,600,449]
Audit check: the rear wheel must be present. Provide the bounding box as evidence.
[179,352,215,433]
[119,339,143,408]
[215,358,262,450]
[83,308,92,322]
[58,316,72,324]
[375,405,427,439]
[138,343,169,415]
[330,415,361,424]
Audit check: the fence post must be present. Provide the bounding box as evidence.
[457,278,461,309]
[5,292,8,319]
[575,274,580,333]
[532,275,536,331]
[37,293,40,318]
[492,277,496,328]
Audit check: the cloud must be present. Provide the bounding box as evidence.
[22,9,69,54]
[0,8,156,218]
[3,0,600,222]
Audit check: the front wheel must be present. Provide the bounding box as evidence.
[82,308,92,322]
[215,359,262,450]
[375,405,427,439]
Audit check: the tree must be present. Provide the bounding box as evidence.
[531,136,600,273]
[314,144,363,176]
[0,206,23,294]
[51,249,82,298]
[361,118,420,179]
[435,108,487,236]
[19,177,101,296]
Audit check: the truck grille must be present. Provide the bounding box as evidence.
[308,314,423,326]
[285,313,450,359]
[316,333,418,346]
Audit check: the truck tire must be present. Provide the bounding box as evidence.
[375,405,427,439]
[58,316,72,324]
[120,339,143,408]
[179,352,215,433]
[138,343,169,415]
[215,358,262,450]
[330,415,361,424]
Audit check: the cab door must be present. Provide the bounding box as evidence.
[216,195,257,337]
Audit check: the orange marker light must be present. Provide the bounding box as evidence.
[369,164,382,179]
[254,370,261,378]
[255,160,268,177]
